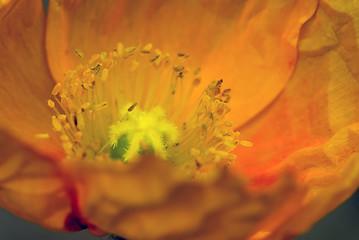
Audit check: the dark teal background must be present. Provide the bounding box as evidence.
[0,190,358,239]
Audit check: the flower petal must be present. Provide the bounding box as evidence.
[248,125,359,239]
[233,1,359,237]
[45,0,244,82]
[0,129,71,231]
[67,155,306,240]
[265,126,359,239]
[201,0,318,126]
[0,0,60,157]
[46,0,316,127]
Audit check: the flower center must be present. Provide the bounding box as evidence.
[109,103,179,161]
[47,43,250,178]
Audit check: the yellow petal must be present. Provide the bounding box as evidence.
[0,129,71,231]
[0,0,60,157]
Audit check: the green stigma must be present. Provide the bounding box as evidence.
[109,103,179,162]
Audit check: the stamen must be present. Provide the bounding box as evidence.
[35,133,50,139]
[46,42,250,178]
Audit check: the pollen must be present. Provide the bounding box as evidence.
[46,42,251,178]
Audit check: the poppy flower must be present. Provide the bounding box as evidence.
[1,0,359,240]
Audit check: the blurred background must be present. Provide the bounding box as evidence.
[0,190,358,240]
[0,1,358,239]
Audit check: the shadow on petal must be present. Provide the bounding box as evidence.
[0,128,71,231]
[66,155,307,240]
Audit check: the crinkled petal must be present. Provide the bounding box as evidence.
[0,0,60,157]
[66,155,306,240]
[0,128,71,231]
[262,125,359,239]
[232,0,359,237]
[248,125,359,239]
[46,0,316,127]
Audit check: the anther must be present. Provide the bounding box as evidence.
[51,83,62,96]
[35,133,50,139]
[74,49,84,58]
[127,103,137,112]
[48,100,55,108]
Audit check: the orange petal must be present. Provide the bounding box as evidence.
[248,125,359,239]
[45,0,316,127]
[0,0,60,157]
[265,125,359,239]
[0,129,72,231]
[67,155,306,240]
[45,0,244,82]
[45,0,247,120]
[201,0,318,126]
[233,0,359,184]
[233,1,359,237]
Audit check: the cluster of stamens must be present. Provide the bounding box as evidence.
[46,42,251,178]
[168,79,252,177]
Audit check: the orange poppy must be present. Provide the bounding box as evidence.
[0,0,359,240]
